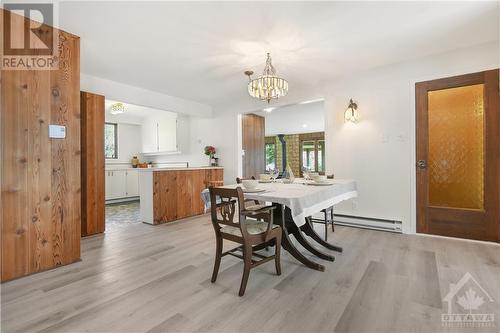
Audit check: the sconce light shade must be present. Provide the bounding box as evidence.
[344,98,359,123]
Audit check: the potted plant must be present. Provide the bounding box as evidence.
[204,146,216,166]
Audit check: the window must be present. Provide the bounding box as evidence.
[299,133,325,175]
[265,142,276,171]
[302,141,316,171]
[104,123,118,159]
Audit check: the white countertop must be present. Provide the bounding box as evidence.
[105,166,137,171]
[137,166,223,172]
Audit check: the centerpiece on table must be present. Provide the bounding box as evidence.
[204,145,218,166]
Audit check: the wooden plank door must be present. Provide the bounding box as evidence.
[416,69,499,242]
[242,114,265,178]
[81,91,105,236]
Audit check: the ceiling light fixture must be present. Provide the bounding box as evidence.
[344,98,359,123]
[263,107,275,113]
[245,53,288,103]
[110,102,125,115]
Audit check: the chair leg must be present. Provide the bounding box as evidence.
[211,235,222,283]
[322,210,328,241]
[331,207,335,232]
[239,244,252,296]
[324,212,328,241]
[275,233,282,276]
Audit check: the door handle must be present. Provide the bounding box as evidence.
[417,160,427,169]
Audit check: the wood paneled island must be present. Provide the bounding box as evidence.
[139,167,223,224]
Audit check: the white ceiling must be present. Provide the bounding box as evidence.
[59,1,499,112]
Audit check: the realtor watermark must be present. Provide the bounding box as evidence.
[2,2,58,70]
[441,272,495,328]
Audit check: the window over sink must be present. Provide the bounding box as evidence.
[104,122,118,159]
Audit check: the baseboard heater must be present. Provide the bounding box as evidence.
[333,214,402,233]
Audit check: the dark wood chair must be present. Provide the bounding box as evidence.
[206,180,224,188]
[236,176,260,206]
[209,186,282,296]
[309,206,335,240]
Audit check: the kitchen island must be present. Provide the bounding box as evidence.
[139,167,223,224]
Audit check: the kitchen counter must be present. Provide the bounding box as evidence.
[137,166,223,172]
[105,167,137,170]
[139,167,224,224]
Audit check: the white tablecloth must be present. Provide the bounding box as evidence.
[202,179,357,227]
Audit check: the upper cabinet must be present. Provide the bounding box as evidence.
[141,113,178,154]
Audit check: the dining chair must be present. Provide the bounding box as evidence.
[209,186,282,296]
[309,206,335,240]
[206,180,224,188]
[236,176,261,206]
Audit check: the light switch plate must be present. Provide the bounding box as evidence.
[49,124,66,139]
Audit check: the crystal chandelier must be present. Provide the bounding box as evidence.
[245,53,288,103]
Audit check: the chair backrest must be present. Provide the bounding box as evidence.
[235,176,255,184]
[209,187,246,234]
[206,180,224,188]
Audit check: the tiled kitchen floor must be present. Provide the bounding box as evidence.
[105,201,141,232]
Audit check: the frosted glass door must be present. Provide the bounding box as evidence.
[427,84,484,210]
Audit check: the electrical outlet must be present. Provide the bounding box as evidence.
[352,200,358,211]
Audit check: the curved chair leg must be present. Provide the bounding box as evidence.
[274,233,282,276]
[211,235,222,283]
[239,244,252,296]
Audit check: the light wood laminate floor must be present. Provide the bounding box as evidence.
[2,213,499,333]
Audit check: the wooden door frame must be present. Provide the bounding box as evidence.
[415,69,499,242]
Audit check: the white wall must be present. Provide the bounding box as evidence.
[323,41,499,234]
[113,123,142,164]
[104,111,143,165]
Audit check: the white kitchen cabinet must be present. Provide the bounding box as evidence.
[105,170,127,200]
[158,117,177,152]
[141,114,178,154]
[141,117,158,154]
[105,169,140,201]
[125,169,139,197]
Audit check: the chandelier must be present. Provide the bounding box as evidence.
[245,53,288,103]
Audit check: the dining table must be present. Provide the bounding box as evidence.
[202,179,358,271]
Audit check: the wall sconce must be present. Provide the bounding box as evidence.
[344,98,359,123]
